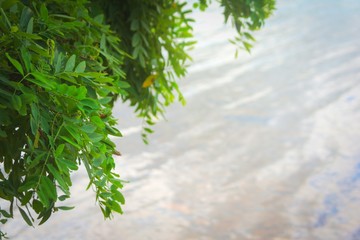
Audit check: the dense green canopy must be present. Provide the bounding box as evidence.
[0,0,275,236]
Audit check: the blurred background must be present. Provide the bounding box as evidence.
[4,0,360,239]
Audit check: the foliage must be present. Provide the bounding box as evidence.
[0,0,275,236]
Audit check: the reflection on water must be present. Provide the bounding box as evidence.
[3,0,360,239]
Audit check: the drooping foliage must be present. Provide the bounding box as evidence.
[0,0,275,236]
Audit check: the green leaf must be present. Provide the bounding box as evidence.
[139,54,145,67]
[54,52,63,73]
[94,178,106,188]
[38,208,52,225]
[130,19,139,31]
[30,72,55,90]
[0,129,7,138]
[30,115,38,135]
[19,207,33,226]
[100,34,106,51]
[28,42,49,57]
[74,61,86,73]
[20,47,31,72]
[92,158,103,168]
[18,179,37,192]
[76,86,87,100]
[111,179,124,189]
[144,127,154,134]
[90,116,105,129]
[243,41,253,52]
[99,97,112,105]
[40,4,48,21]
[93,14,104,24]
[51,14,76,20]
[18,100,28,116]
[106,125,122,137]
[65,55,76,72]
[244,32,256,41]
[87,132,103,142]
[235,49,239,58]
[64,124,81,143]
[100,192,112,199]
[37,188,49,208]
[6,53,24,76]
[132,33,141,47]
[27,152,46,169]
[21,191,33,205]
[0,209,12,218]
[26,17,34,34]
[32,199,44,214]
[110,201,123,214]
[60,135,81,149]
[132,46,141,59]
[11,95,22,112]
[117,81,131,88]
[100,204,110,218]
[47,164,69,194]
[20,5,33,31]
[38,176,57,207]
[16,31,42,40]
[57,158,78,171]
[55,144,65,157]
[58,195,69,201]
[81,124,97,133]
[57,206,75,211]
[0,7,11,31]
[81,98,100,110]
[30,103,39,120]
[112,191,125,204]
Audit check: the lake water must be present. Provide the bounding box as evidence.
[3,0,360,239]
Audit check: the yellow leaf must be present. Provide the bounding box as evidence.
[142,74,157,88]
[34,130,40,148]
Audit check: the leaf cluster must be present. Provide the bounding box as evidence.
[0,0,275,236]
[220,0,276,54]
[93,0,197,142]
[0,0,126,231]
